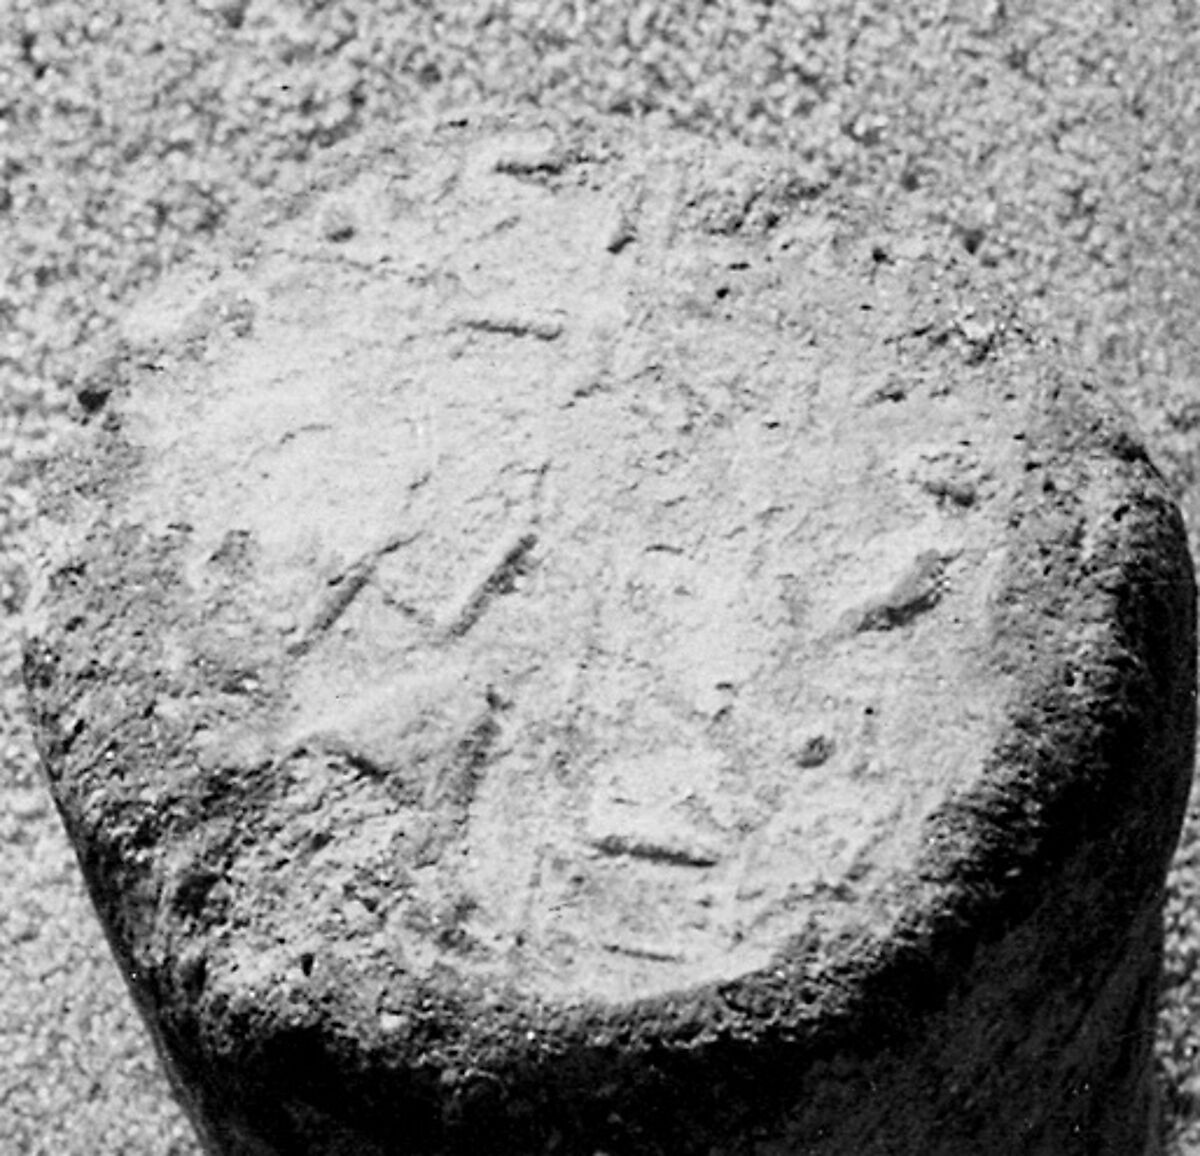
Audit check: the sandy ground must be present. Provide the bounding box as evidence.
[2,2,1199,1153]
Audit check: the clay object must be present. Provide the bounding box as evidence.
[23,114,1196,1156]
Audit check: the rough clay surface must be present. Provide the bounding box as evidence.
[109,121,1021,1005]
[23,115,1197,1156]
